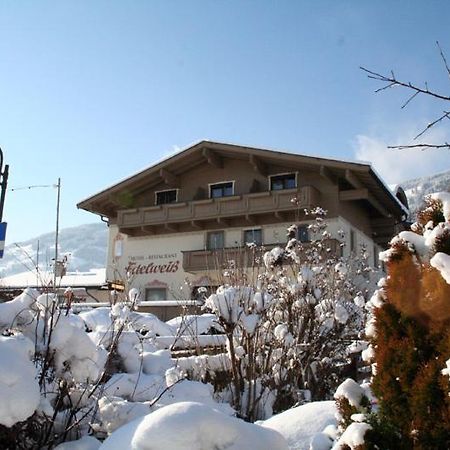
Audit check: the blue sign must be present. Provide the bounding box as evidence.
[0,222,7,258]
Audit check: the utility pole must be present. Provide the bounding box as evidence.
[53,177,61,287]
[0,147,9,222]
[0,148,9,258]
[9,180,63,271]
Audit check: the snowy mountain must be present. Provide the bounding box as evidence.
[401,169,450,217]
[0,222,108,277]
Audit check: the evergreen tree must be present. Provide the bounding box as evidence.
[369,196,450,449]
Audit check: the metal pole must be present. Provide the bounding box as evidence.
[54,178,61,286]
[36,239,40,268]
[0,147,8,222]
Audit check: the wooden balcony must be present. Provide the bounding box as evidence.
[118,186,320,235]
[182,239,341,273]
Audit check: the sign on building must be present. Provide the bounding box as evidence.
[0,222,7,258]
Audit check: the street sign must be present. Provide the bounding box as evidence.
[0,222,7,258]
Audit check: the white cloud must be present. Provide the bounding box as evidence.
[353,130,450,184]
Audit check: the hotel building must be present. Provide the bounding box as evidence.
[78,141,408,318]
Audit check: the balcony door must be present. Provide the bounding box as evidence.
[207,231,225,250]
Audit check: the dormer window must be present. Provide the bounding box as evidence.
[155,189,178,205]
[270,173,296,191]
[209,181,234,198]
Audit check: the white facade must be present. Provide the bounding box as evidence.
[106,217,382,301]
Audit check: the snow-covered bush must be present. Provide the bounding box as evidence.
[0,287,230,448]
[0,332,40,428]
[333,193,450,449]
[202,209,375,421]
[332,378,376,450]
[0,290,131,448]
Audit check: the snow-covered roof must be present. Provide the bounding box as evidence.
[0,268,106,289]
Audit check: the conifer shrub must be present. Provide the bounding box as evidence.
[365,195,450,449]
[416,198,444,228]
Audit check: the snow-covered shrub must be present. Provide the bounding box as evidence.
[0,290,122,448]
[333,193,450,449]
[369,194,450,449]
[0,332,40,428]
[0,283,213,447]
[332,378,375,450]
[202,209,375,421]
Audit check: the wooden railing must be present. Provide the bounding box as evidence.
[117,186,320,231]
[182,239,341,272]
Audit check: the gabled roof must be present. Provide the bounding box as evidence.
[77,140,407,220]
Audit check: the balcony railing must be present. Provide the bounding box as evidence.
[182,239,341,272]
[118,186,320,233]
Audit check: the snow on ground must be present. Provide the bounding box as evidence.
[54,436,102,450]
[0,290,359,449]
[260,401,337,450]
[166,313,223,335]
[79,307,175,336]
[99,401,289,450]
[0,287,37,328]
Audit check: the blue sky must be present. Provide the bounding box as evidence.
[1,1,450,245]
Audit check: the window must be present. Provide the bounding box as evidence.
[373,244,379,268]
[145,287,167,301]
[155,189,177,205]
[350,229,356,253]
[207,231,225,250]
[244,229,262,246]
[297,225,309,243]
[210,182,234,198]
[270,173,296,191]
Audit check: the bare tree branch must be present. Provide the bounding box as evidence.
[360,66,450,102]
[401,90,420,109]
[436,40,450,81]
[361,43,450,150]
[413,111,450,140]
[387,143,450,150]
